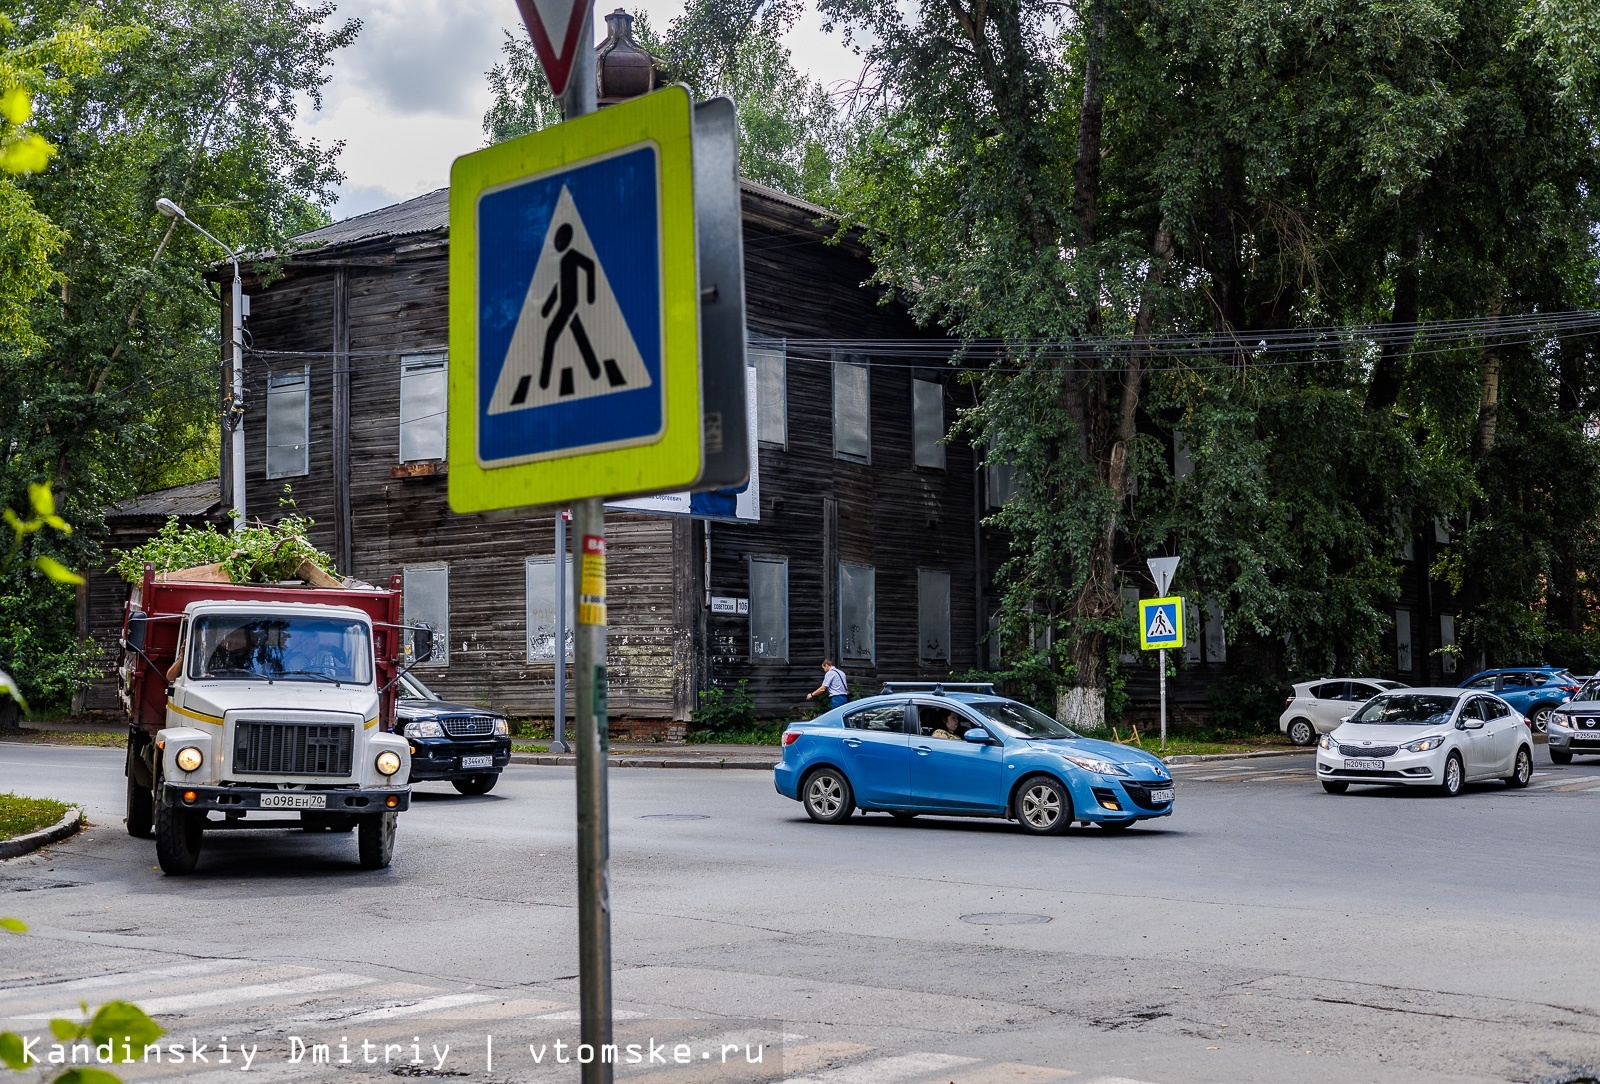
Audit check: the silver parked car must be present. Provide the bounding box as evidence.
[1279,678,1410,746]
[1315,687,1534,796]
[1548,677,1600,764]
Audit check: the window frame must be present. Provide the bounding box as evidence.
[748,554,789,664]
[832,353,871,464]
[399,352,449,464]
[402,565,450,668]
[749,333,787,448]
[911,377,946,470]
[917,568,951,664]
[524,554,575,664]
[843,703,907,733]
[265,365,310,480]
[838,561,876,664]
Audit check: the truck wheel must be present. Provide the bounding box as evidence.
[126,772,154,839]
[357,811,397,869]
[451,774,498,796]
[154,800,203,875]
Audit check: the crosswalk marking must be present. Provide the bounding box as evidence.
[0,960,237,1003]
[12,971,375,1022]
[782,1051,980,1084]
[338,991,495,1022]
[946,1062,1079,1082]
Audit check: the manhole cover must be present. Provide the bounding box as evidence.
[960,912,1052,925]
[639,814,710,820]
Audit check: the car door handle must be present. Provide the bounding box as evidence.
[843,738,862,748]
[915,745,932,755]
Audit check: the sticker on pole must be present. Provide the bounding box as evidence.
[448,86,702,514]
[1139,597,1184,651]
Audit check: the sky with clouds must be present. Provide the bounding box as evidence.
[296,0,865,221]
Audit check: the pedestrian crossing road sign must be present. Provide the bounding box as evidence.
[448,85,701,514]
[1139,596,1185,651]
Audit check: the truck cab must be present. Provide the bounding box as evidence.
[122,569,423,875]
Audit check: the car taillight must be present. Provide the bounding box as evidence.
[1562,685,1579,694]
[1284,697,1294,709]
[783,731,801,746]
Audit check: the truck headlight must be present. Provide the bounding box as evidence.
[493,718,509,736]
[406,720,443,738]
[175,746,203,772]
[375,751,402,776]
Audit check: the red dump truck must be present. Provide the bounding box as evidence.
[119,563,432,874]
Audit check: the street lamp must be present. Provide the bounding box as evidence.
[157,197,246,532]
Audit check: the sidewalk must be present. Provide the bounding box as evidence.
[512,743,777,770]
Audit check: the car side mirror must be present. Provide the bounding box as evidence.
[963,727,992,744]
[411,627,434,664]
[126,612,148,653]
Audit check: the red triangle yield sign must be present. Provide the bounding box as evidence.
[514,0,594,98]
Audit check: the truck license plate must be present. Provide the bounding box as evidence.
[1344,759,1385,772]
[260,794,326,810]
[461,756,493,769]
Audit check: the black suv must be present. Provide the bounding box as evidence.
[395,672,513,795]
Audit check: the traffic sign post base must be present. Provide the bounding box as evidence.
[574,497,612,1084]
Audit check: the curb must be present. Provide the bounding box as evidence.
[1164,748,1315,765]
[511,753,774,770]
[0,807,82,860]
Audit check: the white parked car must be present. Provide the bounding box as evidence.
[1279,678,1410,746]
[1315,688,1533,796]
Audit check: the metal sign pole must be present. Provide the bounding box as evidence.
[552,509,570,754]
[559,31,612,1084]
[1159,648,1167,752]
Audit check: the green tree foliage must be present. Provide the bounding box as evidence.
[0,1,356,713]
[484,0,845,203]
[823,0,1600,726]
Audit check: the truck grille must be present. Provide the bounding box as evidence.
[1339,744,1398,758]
[233,721,354,776]
[441,714,497,738]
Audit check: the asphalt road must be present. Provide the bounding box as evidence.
[3,742,1600,1084]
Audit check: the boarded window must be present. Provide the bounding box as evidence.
[985,440,1015,508]
[1440,614,1457,674]
[525,555,575,663]
[1119,586,1140,664]
[403,565,449,667]
[833,354,871,463]
[749,556,788,662]
[265,366,309,479]
[918,569,950,662]
[839,562,875,662]
[750,334,786,447]
[1203,601,1227,663]
[399,354,448,462]
[987,610,1002,668]
[1395,609,1413,671]
[912,378,946,469]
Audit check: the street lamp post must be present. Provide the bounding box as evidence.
[157,197,246,532]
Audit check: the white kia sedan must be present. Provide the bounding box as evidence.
[1315,687,1534,796]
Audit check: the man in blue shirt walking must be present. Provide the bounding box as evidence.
[806,660,849,710]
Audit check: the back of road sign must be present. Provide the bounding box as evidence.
[448,86,702,515]
[1139,596,1184,651]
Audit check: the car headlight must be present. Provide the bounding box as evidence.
[1318,732,1338,751]
[1061,754,1131,777]
[175,746,203,772]
[492,718,509,736]
[375,750,402,776]
[1403,735,1446,753]
[1549,715,1572,730]
[406,720,443,738]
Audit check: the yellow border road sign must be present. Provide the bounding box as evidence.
[1139,596,1184,651]
[448,85,701,514]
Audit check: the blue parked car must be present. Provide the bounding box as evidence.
[773,684,1174,834]
[1457,666,1580,733]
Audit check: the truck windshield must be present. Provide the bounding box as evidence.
[189,614,373,684]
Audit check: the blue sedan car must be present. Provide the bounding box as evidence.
[1457,666,1580,733]
[773,684,1174,834]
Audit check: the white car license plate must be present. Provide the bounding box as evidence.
[260,793,326,810]
[1148,788,1174,803]
[1344,758,1385,772]
[461,756,493,769]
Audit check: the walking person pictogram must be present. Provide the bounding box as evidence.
[510,224,627,404]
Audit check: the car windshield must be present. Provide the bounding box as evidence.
[398,672,440,700]
[969,699,1082,739]
[189,614,373,685]
[1351,693,1457,726]
[1576,678,1600,701]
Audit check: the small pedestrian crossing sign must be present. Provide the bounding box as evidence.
[1139,596,1184,650]
[448,86,703,513]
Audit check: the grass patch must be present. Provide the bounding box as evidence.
[511,742,550,754]
[1104,727,1295,758]
[0,792,71,841]
[0,727,126,748]
[685,726,782,746]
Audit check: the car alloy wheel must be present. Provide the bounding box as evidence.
[802,768,855,824]
[1531,706,1552,734]
[1287,718,1315,747]
[1014,776,1071,836]
[1507,747,1533,789]
[1439,753,1463,797]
